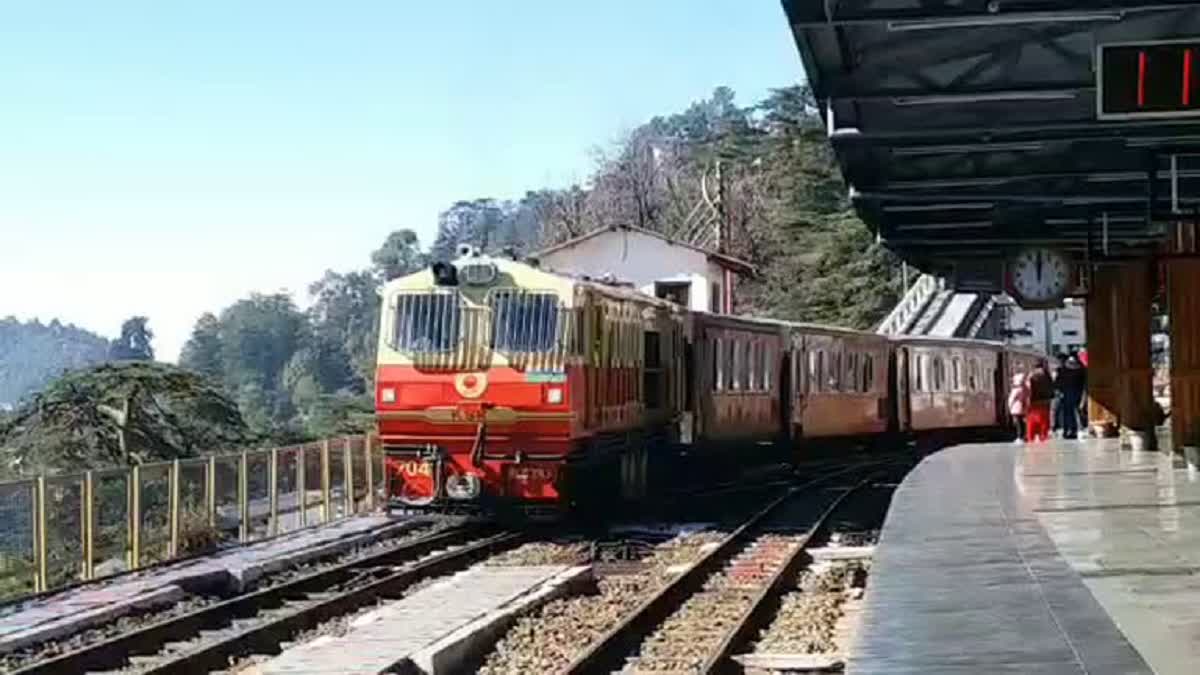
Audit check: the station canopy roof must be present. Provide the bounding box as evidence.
[783,1,1200,273]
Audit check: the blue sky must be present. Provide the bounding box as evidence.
[0,2,803,361]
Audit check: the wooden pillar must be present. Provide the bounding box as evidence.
[1087,266,1121,436]
[1168,258,1200,449]
[1088,261,1156,444]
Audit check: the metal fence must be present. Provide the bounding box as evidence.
[0,435,382,599]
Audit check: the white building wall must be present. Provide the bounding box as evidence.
[538,231,726,313]
[1005,299,1086,356]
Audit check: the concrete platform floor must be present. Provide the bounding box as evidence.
[849,438,1200,675]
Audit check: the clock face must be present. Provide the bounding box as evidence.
[1011,248,1070,304]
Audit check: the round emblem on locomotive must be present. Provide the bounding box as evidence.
[454,372,488,398]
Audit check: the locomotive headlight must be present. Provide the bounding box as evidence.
[546,387,563,404]
[381,387,397,404]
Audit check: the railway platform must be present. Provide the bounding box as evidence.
[253,563,590,674]
[0,514,424,656]
[849,438,1200,674]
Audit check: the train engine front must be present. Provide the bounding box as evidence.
[376,249,579,515]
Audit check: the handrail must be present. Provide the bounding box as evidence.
[966,296,997,339]
[876,274,940,335]
[0,434,382,601]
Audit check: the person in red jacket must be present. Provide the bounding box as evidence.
[1026,360,1055,443]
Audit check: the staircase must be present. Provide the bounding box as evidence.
[876,274,941,335]
[878,274,999,339]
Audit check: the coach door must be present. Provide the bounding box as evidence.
[895,347,911,431]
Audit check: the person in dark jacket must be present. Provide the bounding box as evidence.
[1051,353,1068,436]
[1027,360,1055,443]
[1056,355,1086,439]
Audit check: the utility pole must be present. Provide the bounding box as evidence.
[714,159,726,254]
[714,158,734,314]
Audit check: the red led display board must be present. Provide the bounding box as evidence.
[1098,40,1200,120]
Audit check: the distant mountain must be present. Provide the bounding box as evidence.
[0,317,110,405]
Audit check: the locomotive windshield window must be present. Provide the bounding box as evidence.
[394,293,461,352]
[490,292,558,352]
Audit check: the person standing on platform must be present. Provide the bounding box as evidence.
[1027,360,1055,443]
[1072,349,1088,433]
[1057,355,1086,439]
[1008,372,1030,444]
[1051,353,1068,438]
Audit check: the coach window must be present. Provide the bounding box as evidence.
[814,350,825,392]
[744,341,753,389]
[845,352,857,393]
[731,340,742,391]
[713,338,724,391]
[742,341,753,391]
[643,331,663,410]
[763,345,773,390]
[808,350,820,393]
[952,358,962,392]
[932,357,946,392]
[863,355,873,393]
[968,359,979,391]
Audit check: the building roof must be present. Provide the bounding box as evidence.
[781,1,1200,274]
[532,225,756,276]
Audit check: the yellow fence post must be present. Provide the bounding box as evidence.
[343,438,354,517]
[238,451,249,543]
[363,434,375,512]
[320,440,331,523]
[81,471,94,581]
[206,455,217,528]
[129,465,141,571]
[169,459,181,559]
[297,446,307,528]
[269,447,279,537]
[34,476,47,593]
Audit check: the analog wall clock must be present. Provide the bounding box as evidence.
[1009,248,1071,306]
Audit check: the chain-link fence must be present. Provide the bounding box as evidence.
[0,434,382,599]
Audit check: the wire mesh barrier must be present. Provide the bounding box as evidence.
[0,434,383,600]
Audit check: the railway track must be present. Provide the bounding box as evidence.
[563,461,891,674]
[11,523,522,675]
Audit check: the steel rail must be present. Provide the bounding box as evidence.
[139,530,522,674]
[11,523,516,675]
[699,468,889,674]
[563,461,878,674]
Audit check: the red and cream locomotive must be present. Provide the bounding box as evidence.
[376,250,1038,513]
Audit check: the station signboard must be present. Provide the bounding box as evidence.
[1098,39,1200,120]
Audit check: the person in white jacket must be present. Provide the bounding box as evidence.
[1008,372,1030,444]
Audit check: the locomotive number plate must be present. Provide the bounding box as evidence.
[397,461,434,478]
[510,466,554,482]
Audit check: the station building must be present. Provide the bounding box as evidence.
[531,225,754,314]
